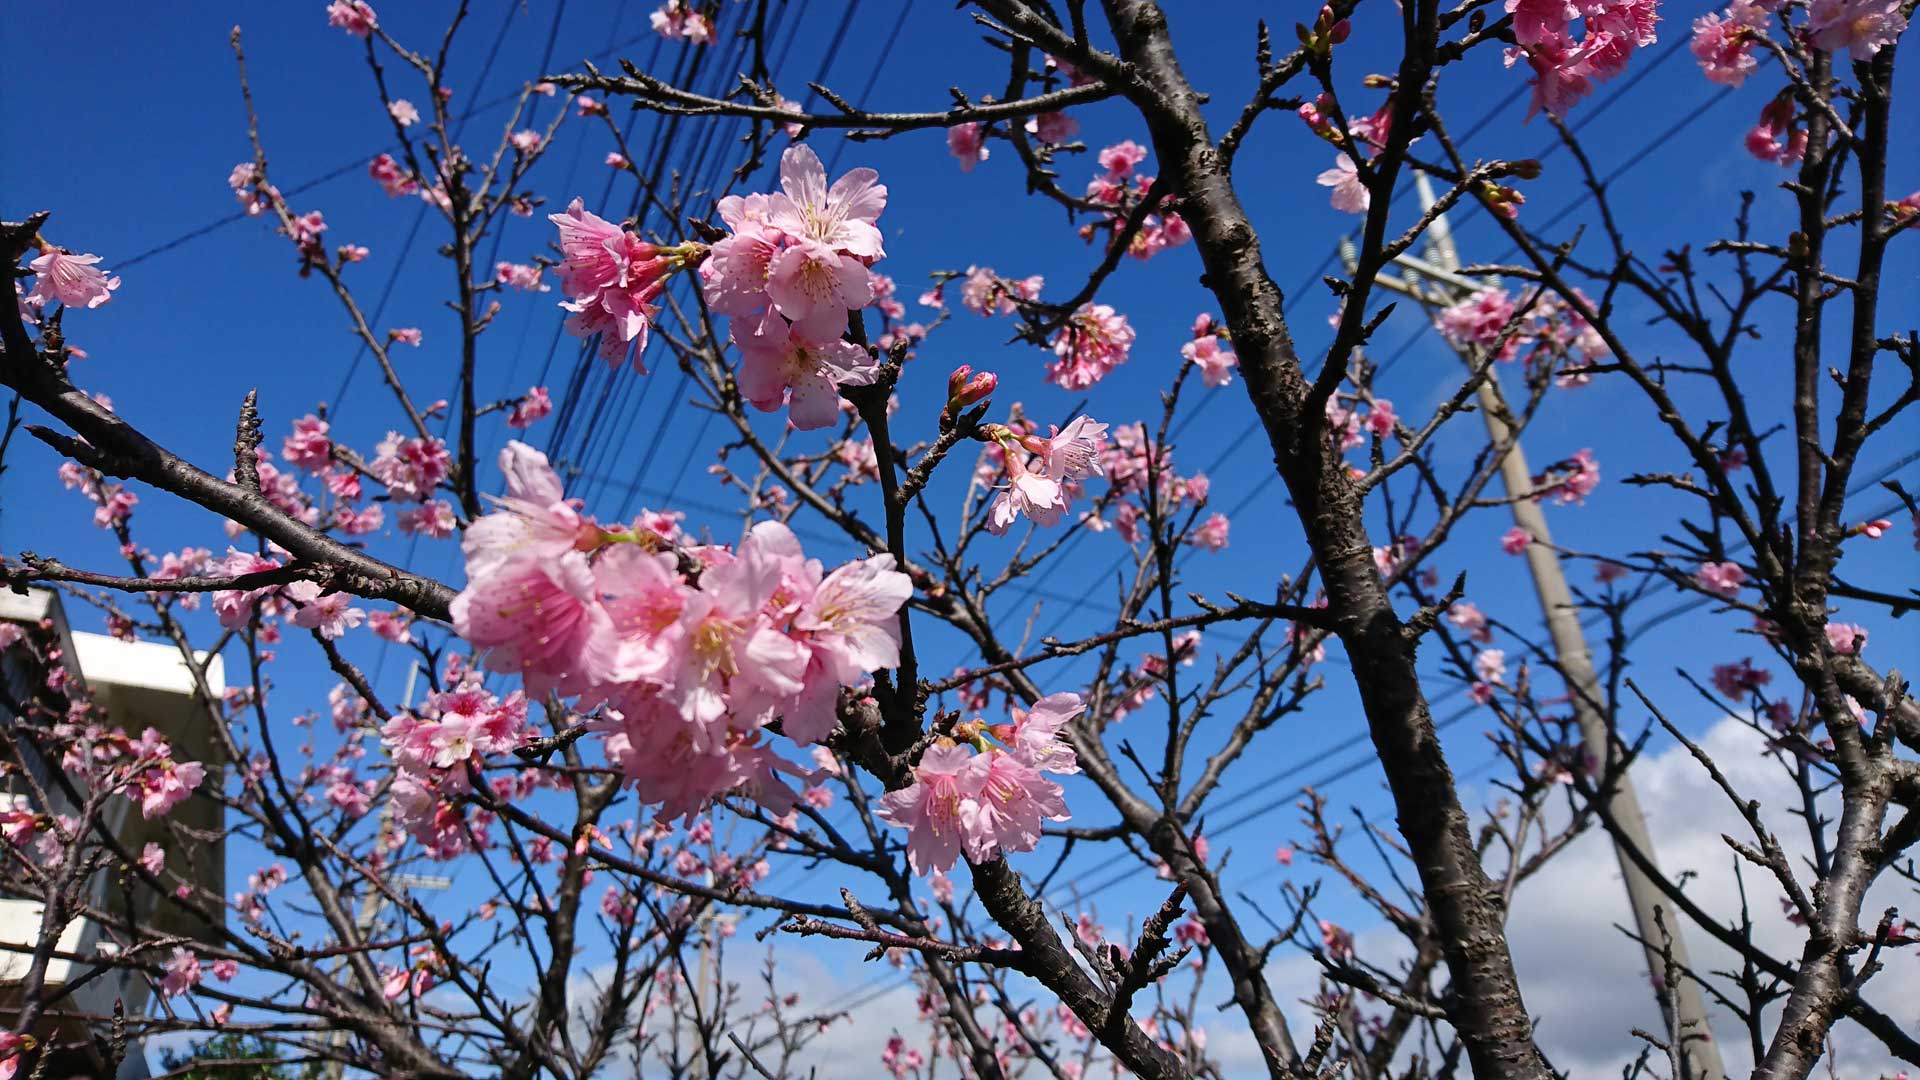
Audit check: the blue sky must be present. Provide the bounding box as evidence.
[4,0,1918,1070]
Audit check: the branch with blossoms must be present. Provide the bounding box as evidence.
[7,0,1920,1078]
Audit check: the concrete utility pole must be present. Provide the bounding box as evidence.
[1338,176,1726,1079]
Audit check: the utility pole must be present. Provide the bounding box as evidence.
[326,665,452,1080]
[1338,175,1726,1079]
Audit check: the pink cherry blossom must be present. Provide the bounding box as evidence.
[282,414,332,472]
[764,143,887,261]
[1824,621,1868,655]
[876,744,976,874]
[397,500,457,538]
[733,309,879,430]
[1189,513,1231,552]
[961,750,1068,862]
[326,0,377,37]
[987,455,1070,535]
[389,99,419,126]
[549,197,670,370]
[389,326,422,346]
[509,130,543,154]
[285,581,366,640]
[453,551,620,699]
[1501,526,1533,555]
[159,946,202,998]
[27,249,119,309]
[369,153,418,197]
[495,261,548,292]
[1807,0,1906,60]
[1746,96,1807,166]
[1029,416,1109,482]
[1697,560,1747,598]
[1182,333,1239,387]
[1047,304,1134,390]
[764,238,876,341]
[371,432,451,502]
[507,385,553,428]
[1002,692,1083,775]
[1097,140,1148,179]
[1317,155,1370,214]
[1365,399,1397,439]
[1690,10,1761,85]
[1026,110,1080,145]
[211,958,240,982]
[1448,601,1494,643]
[948,122,990,171]
[1474,647,1508,684]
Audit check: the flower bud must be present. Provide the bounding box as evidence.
[1508,159,1543,181]
[940,369,999,430]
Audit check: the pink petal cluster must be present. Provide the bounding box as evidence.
[449,444,911,819]
[985,415,1108,536]
[281,414,333,473]
[27,249,120,310]
[370,432,452,502]
[550,198,682,371]
[1181,321,1239,388]
[1434,285,1608,378]
[877,692,1083,874]
[1533,447,1601,504]
[495,261,548,292]
[369,153,418,198]
[507,385,553,429]
[948,122,990,171]
[958,266,1044,317]
[1316,156,1370,214]
[1697,560,1748,598]
[651,1,715,44]
[326,0,378,37]
[1046,303,1134,390]
[1690,2,1770,85]
[1505,0,1660,118]
[1806,0,1906,60]
[1746,95,1807,166]
[701,145,889,426]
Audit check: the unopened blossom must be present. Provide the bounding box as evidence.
[389,326,422,346]
[389,98,419,126]
[733,309,879,430]
[1317,155,1370,214]
[1807,0,1906,60]
[605,151,630,169]
[1697,560,1747,598]
[326,0,377,37]
[281,414,332,472]
[1182,332,1238,387]
[1855,518,1893,539]
[1047,303,1134,389]
[507,385,553,428]
[338,244,369,263]
[1501,526,1532,555]
[948,122,990,171]
[27,249,119,309]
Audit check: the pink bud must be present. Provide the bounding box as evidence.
[947,365,973,399]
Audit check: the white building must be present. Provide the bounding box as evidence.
[0,588,226,1080]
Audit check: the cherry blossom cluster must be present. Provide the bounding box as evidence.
[1047,303,1135,390]
[1504,0,1661,119]
[1081,140,1191,260]
[549,198,706,372]
[448,442,911,820]
[978,415,1110,535]
[380,684,532,858]
[1181,313,1239,388]
[650,1,714,45]
[1079,422,1215,545]
[1433,284,1609,384]
[878,693,1084,874]
[701,145,889,428]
